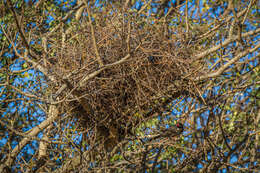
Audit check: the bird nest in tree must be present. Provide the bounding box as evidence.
[50,14,205,150]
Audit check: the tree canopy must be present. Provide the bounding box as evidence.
[0,0,259,172]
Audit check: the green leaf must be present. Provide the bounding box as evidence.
[23,63,28,69]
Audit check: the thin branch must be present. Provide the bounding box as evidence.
[85,1,104,66]
[78,43,142,87]
[242,0,256,24]
[6,0,30,50]
[0,111,59,170]
[185,0,189,37]
[141,146,149,173]
[151,146,163,172]
[0,119,60,144]
[197,8,247,40]
[138,0,153,15]
[195,43,260,81]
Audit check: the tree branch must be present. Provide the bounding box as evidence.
[195,27,260,60]
[195,42,260,81]
[0,108,58,171]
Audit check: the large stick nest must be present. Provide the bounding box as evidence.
[50,14,205,148]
